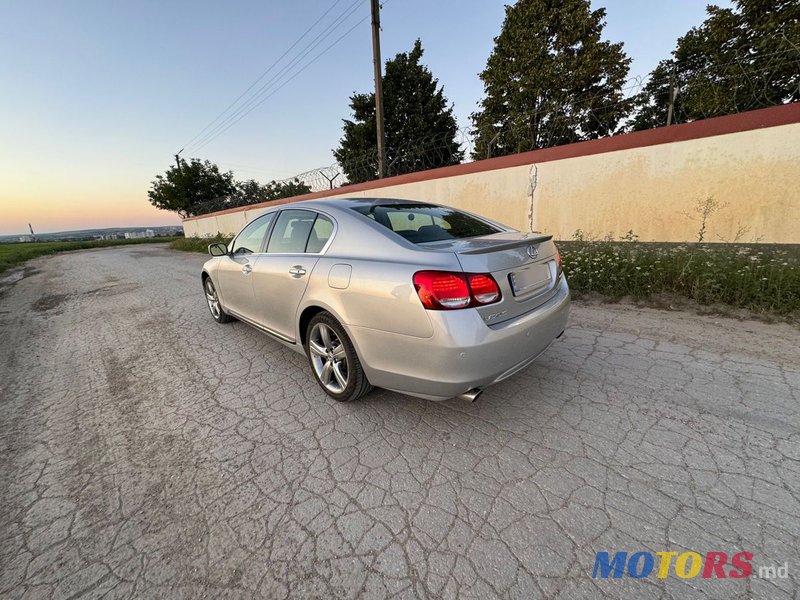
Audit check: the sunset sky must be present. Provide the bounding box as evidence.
[0,0,728,235]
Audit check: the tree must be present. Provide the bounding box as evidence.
[148,158,235,217]
[334,39,464,184]
[632,0,800,130]
[263,178,312,199]
[471,0,631,159]
[148,160,312,217]
[233,178,311,204]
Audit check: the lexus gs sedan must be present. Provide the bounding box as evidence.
[201,198,569,402]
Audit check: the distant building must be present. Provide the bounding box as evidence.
[19,235,33,242]
[124,230,156,239]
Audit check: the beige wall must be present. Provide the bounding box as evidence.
[184,122,800,243]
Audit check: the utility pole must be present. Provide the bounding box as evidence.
[174,149,184,174]
[666,63,677,126]
[370,0,385,178]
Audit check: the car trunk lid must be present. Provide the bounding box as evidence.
[421,232,562,325]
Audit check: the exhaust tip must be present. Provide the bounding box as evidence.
[457,388,483,403]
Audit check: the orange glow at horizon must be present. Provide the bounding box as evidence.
[0,182,182,236]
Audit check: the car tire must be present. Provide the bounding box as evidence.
[306,312,372,402]
[204,277,234,324]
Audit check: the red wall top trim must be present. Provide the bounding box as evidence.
[183,102,800,222]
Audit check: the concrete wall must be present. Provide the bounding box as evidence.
[183,104,800,243]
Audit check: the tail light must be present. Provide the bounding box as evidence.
[413,271,501,310]
[468,274,501,304]
[555,250,563,277]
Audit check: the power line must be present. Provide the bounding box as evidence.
[185,0,369,154]
[192,13,370,154]
[188,0,366,153]
[180,0,349,151]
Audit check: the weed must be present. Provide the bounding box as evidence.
[558,241,800,317]
[169,234,232,253]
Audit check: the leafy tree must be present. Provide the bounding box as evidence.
[263,178,312,199]
[233,178,311,204]
[632,0,800,130]
[148,160,312,217]
[334,39,464,184]
[471,0,631,158]
[148,158,235,217]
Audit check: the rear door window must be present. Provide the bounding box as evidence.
[266,209,318,254]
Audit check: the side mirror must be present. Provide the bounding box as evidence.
[208,242,228,257]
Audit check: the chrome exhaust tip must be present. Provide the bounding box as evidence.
[457,388,483,403]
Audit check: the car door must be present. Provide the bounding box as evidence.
[251,209,335,342]
[215,212,275,321]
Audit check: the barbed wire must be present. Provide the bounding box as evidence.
[188,39,798,217]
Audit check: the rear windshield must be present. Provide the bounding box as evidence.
[352,204,501,244]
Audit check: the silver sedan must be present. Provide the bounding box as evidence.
[201,198,569,402]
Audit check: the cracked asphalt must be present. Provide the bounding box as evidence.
[1,244,799,599]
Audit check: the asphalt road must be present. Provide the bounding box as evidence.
[1,244,798,599]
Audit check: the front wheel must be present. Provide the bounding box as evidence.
[306,312,372,402]
[204,277,234,323]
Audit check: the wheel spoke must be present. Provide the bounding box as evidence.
[320,325,333,349]
[332,362,348,388]
[331,344,346,360]
[320,361,333,384]
[309,340,327,357]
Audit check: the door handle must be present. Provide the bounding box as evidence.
[242,264,253,274]
[288,265,307,278]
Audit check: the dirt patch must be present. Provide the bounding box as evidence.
[0,266,40,301]
[83,282,139,297]
[31,293,70,313]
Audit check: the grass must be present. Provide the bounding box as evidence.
[169,234,232,253]
[0,237,177,275]
[557,241,800,319]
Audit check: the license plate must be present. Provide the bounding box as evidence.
[509,264,551,296]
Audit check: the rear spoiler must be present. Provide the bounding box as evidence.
[458,234,553,255]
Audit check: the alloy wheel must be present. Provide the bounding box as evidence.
[308,322,349,393]
[205,279,221,319]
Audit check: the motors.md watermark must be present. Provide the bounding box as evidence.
[592,551,789,580]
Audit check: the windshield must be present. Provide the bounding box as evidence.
[352,204,501,244]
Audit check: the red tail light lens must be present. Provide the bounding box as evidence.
[555,250,563,277]
[413,271,501,310]
[413,272,471,309]
[468,274,500,304]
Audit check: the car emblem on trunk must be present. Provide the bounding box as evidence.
[526,245,538,259]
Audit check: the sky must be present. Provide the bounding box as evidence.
[0,0,731,235]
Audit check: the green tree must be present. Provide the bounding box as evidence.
[263,178,312,199]
[148,158,235,217]
[471,0,631,159]
[233,178,311,204]
[632,0,800,130]
[334,39,464,184]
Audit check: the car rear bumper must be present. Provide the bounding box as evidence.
[349,277,570,401]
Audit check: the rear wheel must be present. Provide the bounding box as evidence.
[306,312,372,402]
[204,277,234,323]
